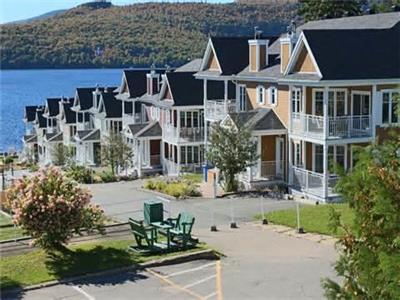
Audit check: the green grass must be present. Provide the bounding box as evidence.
[256,204,354,237]
[0,239,209,291]
[0,213,13,226]
[181,173,203,184]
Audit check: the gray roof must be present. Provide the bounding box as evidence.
[45,132,63,142]
[175,59,202,72]
[137,122,162,138]
[299,12,400,31]
[82,129,100,141]
[76,130,93,140]
[229,109,285,131]
[128,123,147,136]
[23,134,37,143]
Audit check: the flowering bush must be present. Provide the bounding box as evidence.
[7,167,105,250]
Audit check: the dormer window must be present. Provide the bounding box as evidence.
[147,70,160,95]
[256,86,265,104]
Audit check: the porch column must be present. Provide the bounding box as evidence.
[177,145,181,175]
[257,135,262,178]
[302,140,306,169]
[224,79,228,113]
[323,86,329,139]
[302,86,306,114]
[288,85,293,133]
[137,141,142,178]
[372,84,378,140]
[323,143,328,199]
[288,138,293,184]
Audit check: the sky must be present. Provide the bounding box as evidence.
[0,0,232,24]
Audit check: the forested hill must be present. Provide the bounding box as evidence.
[0,2,298,69]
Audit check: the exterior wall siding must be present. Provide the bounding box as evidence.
[293,47,316,73]
[280,43,290,73]
[206,51,220,71]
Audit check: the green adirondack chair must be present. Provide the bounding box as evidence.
[166,212,197,248]
[128,218,165,253]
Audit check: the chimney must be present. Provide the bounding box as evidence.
[280,20,297,73]
[248,27,269,72]
[146,63,160,95]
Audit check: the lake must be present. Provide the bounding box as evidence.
[0,69,124,152]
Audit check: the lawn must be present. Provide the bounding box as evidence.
[0,238,209,291]
[256,203,354,237]
[0,213,26,241]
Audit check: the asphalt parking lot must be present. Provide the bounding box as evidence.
[3,259,221,300]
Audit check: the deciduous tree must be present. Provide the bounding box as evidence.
[206,120,258,192]
[299,0,363,22]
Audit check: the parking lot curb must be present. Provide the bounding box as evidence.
[1,248,220,296]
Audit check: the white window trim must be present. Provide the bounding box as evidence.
[256,85,265,104]
[268,86,277,106]
[237,85,247,112]
[291,87,302,113]
[312,88,348,116]
[381,89,400,125]
[351,90,371,116]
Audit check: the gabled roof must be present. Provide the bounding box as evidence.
[175,59,202,72]
[35,108,47,128]
[122,69,165,98]
[61,98,77,124]
[24,106,38,122]
[164,72,204,106]
[75,87,116,111]
[300,23,400,80]
[127,124,147,136]
[100,91,130,118]
[208,37,250,75]
[45,98,61,117]
[23,134,37,143]
[136,122,162,138]
[45,132,63,142]
[227,109,285,131]
[75,129,100,142]
[299,11,400,31]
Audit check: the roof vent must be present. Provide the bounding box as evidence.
[254,26,263,40]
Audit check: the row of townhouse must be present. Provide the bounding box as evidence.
[22,12,400,202]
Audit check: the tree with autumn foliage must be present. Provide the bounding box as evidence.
[7,167,105,251]
[322,133,400,299]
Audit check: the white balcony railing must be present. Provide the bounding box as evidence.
[163,159,202,175]
[291,166,339,198]
[163,124,204,144]
[261,160,285,179]
[291,113,372,139]
[123,113,141,125]
[204,99,236,122]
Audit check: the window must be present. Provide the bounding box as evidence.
[314,90,324,116]
[239,86,246,111]
[181,146,186,164]
[314,144,323,173]
[291,88,301,113]
[256,86,264,104]
[382,91,400,124]
[293,142,302,167]
[187,146,193,163]
[180,111,185,128]
[269,86,277,105]
[193,111,199,127]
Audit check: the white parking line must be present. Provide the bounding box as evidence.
[165,262,216,278]
[205,292,217,299]
[72,285,95,300]
[183,275,216,289]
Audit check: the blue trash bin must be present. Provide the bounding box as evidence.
[203,163,209,182]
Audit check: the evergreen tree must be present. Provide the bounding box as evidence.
[299,0,363,22]
[322,133,400,299]
[206,119,258,192]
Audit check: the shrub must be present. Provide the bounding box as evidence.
[99,170,117,183]
[92,174,103,184]
[4,156,14,164]
[6,167,105,250]
[28,163,39,173]
[65,165,93,184]
[144,179,155,190]
[154,180,167,192]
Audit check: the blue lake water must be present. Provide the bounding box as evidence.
[0,69,124,152]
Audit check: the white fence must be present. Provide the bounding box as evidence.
[291,113,372,139]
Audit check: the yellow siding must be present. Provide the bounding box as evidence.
[249,45,257,71]
[206,50,220,71]
[293,47,316,73]
[280,43,290,73]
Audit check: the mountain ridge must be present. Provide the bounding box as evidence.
[0,2,298,69]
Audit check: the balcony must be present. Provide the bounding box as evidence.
[241,160,285,182]
[163,159,202,175]
[204,99,236,122]
[123,113,141,125]
[291,166,339,199]
[163,124,204,144]
[291,113,372,140]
